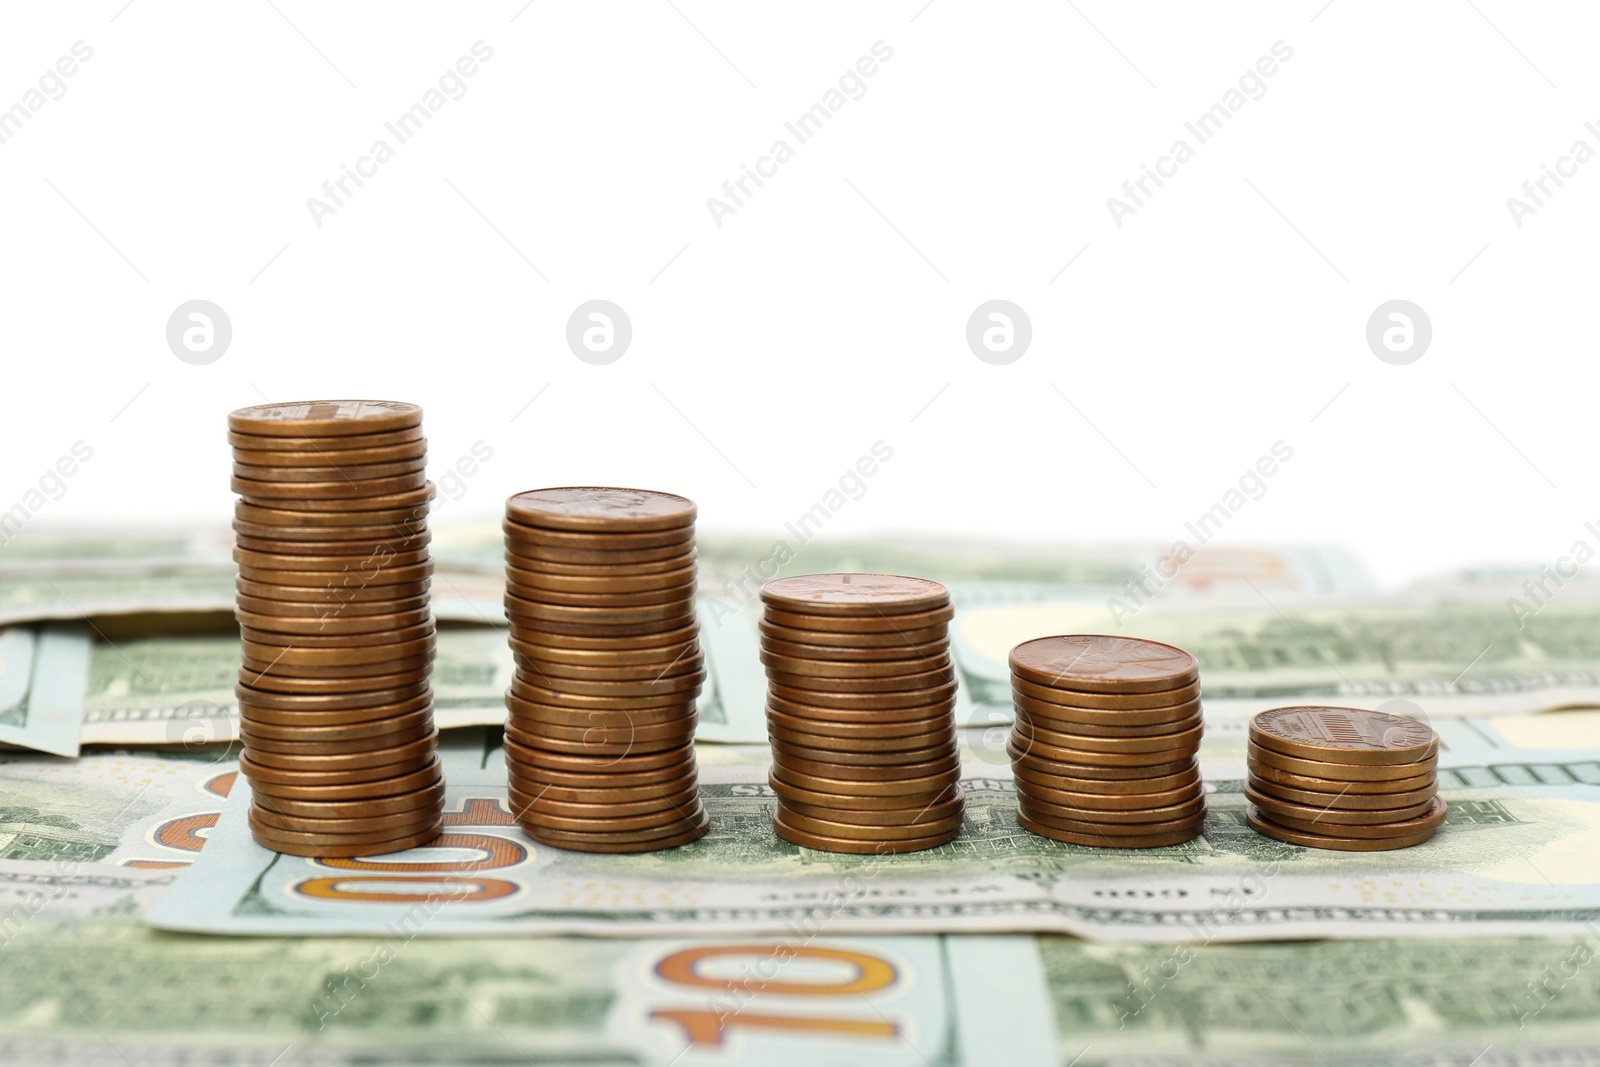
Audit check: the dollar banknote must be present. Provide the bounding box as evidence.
[0,624,92,757]
[146,748,1600,942]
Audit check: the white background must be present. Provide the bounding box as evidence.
[1,1,1594,587]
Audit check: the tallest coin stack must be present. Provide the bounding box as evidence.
[229,401,445,857]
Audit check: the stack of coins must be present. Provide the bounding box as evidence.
[229,401,444,857]
[1007,635,1205,848]
[501,488,708,852]
[760,574,963,854]
[1246,706,1444,850]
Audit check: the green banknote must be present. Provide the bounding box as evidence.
[147,748,1600,941]
[0,625,92,758]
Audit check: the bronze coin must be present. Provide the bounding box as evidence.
[1247,746,1436,782]
[1253,795,1448,839]
[505,739,694,775]
[521,802,705,842]
[506,578,696,610]
[510,615,696,640]
[245,730,436,771]
[1014,715,1203,754]
[508,622,699,651]
[506,714,695,750]
[506,548,696,575]
[1011,677,1202,710]
[240,693,433,728]
[510,636,698,668]
[771,737,956,767]
[228,424,423,452]
[1017,777,1204,812]
[1008,731,1197,767]
[519,808,709,852]
[235,519,428,544]
[759,620,948,649]
[505,728,692,761]
[239,662,431,689]
[241,750,435,786]
[233,457,427,482]
[764,692,956,725]
[507,565,697,594]
[1008,743,1194,781]
[519,801,702,835]
[767,771,961,811]
[507,679,698,711]
[241,706,435,743]
[236,680,431,712]
[1246,762,1436,795]
[771,813,957,854]
[241,719,434,755]
[503,519,693,551]
[765,665,954,694]
[229,400,422,437]
[516,652,703,683]
[236,499,431,528]
[775,805,965,842]
[247,754,441,800]
[509,778,697,807]
[760,574,949,617]
[233,470,430,501]
[238,577,432,604]
[236,590,428,616]
[760,637,952,664]
[779,794,965,827]
[1016,705,1200,739]
[248,781,444,820]
[1019,793,1206,828]
[249,802,443,836]
[506,487,695,533]
[241,636,434,666]
[759,648,952,678]
[242,621,435,649]
[235,609,433,638]
[1010,691,1201,730]
[765,708,954,740]
[1245,804,1443,851]
[762,604,956,634]
[249,822,442,859]
[1016,811,1204,848]
[770,764,960,798]
[1243,784,1435,826]
[507,759,696,792]
[248,809,441,847]
[505,592,692,626]
[247,483,436,512]
[507,667,704,699]
[1009,635,1199,694]
[510,784,698,821]
[1250,706,1439,767]
[769,750,960,784]
[235,533,431,557]
[765,680,958,712]
[507,699,697,730]
[768,722,955,754]
[239,561,433,586]
[1250,777,1437,810]
[506,538,695,565]
[232,438,428,468]
[1011,761,1199,796]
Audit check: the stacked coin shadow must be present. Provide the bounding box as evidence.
[1246,706,1445,851]
[229,401,444,858]
[501,488,708,853]
[1007,635,1206,848]
[759,574,964,854]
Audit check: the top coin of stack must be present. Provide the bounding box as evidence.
[1246,706,1444,851]
[1007,635,1205,849]
[501,487,708,853]
[760,574,964,854]
[228,400,444,858]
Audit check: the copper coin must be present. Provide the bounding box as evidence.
[1017,778,1204,812]
[1014,715,1203,754]
[507,679,699,712]
[507,699,697,730]
[506,487,695,533]
[1247,761,1436,795]
[228,424,423,452]
[505,593,692,626]
[241,636,434,666]
[510,635,698,667]
[503,519,693,551]
[521,802,705,842]
[233,457,427,482]
[240,693,433,728]
[775,805,965,842]
[1243,784,1435,826]
[1250,706,1439,767]
[229,400,422,437]
[241,719,434,755]
[509,621,700,648]
[764,692,957,726]
[1253,795,1448,838]
[508,565,696,594]
[766,708,954,740]
[516,652,703,683]
[507,667,704,699]
[248,781,444,820]
[236,680,431,712]
[239,661,431,688]
[248,810,441,847]
[759,648,952,678]
[235,533,431,557]
[247,755,440,800]
[506,578,696,610]
[506,728,693,761]
[239,561,433,586]
[1012,677,1202,710]
[510,784,698,820]
[509,778,697,807]
[520,809,709,852]
[1246,804,1443,851]
[232,471,430,500]
[1017,811,1204,848]
[1011,761,1199,796]
[242,621,435,648]
[236,609,432,638]
[241,706,434,742]
[770,751,960,785]
[506,548,696,575]
[1009,635,1199,694]
[236,590,428,616]
[238,578,432,605]
[1008,731,1197,767]
[765,680,958,711]
[761,574,949,617]
[1008,743,1194,781]
[236,499,431,527]
[511,616,696,640]
[1014,693,1201,730]
[771,738,956,767]
[759,620,948,649]
[779,794,965,827]
[250,802,443,836]
[1016,705,1201,739]
[245,730,436,771]
[519,801,702,835]
[506,714,695,750]
[247,483,436,512]
[507,759,696,791]
[1247,746,1435,782]
[250,822,442,858]
[506,739,694,775]
[768,772,961,810]
[760,637,952,664]
[768,721,955,754]
[232,438,428,467]
[506,538,695,565]
[762,604,956,634]
[1250,777,1437,810]
[766,665,954,694]
[1019,793,1206,828]
[241,751,434,786]
[235,519,429,544]
[772,813,957,854]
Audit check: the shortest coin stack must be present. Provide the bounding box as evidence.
[760,573,963,854]
[1008,635,1205,849]
[1246,706,1444,851]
